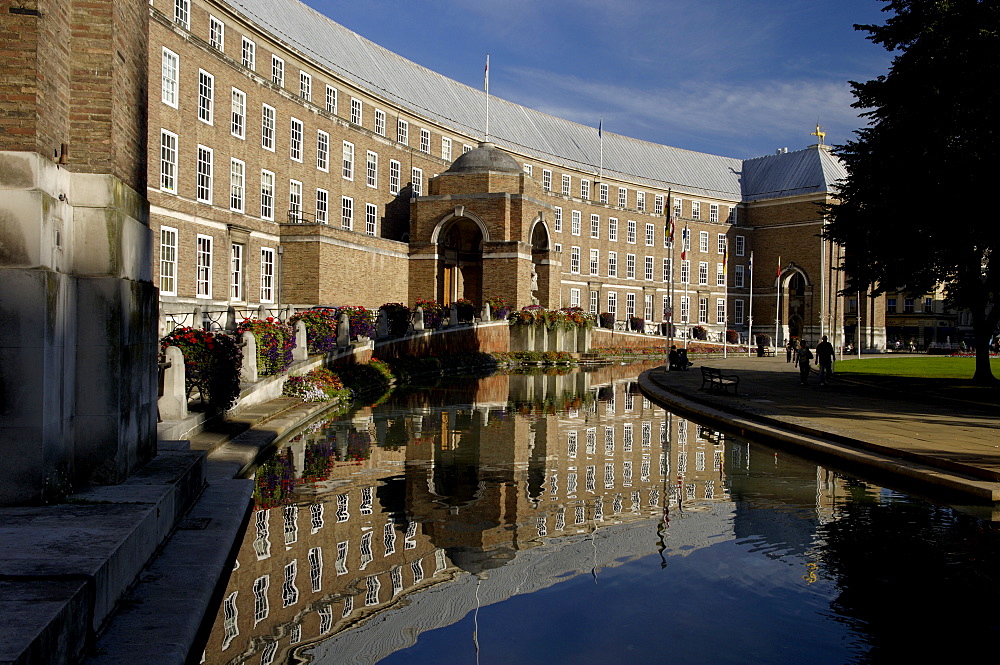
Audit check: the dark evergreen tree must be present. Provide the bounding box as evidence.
[825,0,1000,383]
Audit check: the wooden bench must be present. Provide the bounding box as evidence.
[700,367,740,395]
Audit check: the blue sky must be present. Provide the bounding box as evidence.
[302,0,892,159]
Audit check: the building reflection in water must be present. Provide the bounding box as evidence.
[201,362,856,665]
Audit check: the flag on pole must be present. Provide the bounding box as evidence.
[681,225,688,261]
[776,256,782,278]
[666,190,674,244]
[484,54,489,93]
[749,251,753,273]
[723,241,728,279]
[598,117,602,138]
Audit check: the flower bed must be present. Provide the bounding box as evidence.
[282,368,351,402]
[160,326,242,411]
[509,305,596,331]
[236,317,294,375]
[414,299,447,329]
[336,305,376,339]
[289,308,339,353]
[379,302,411,336]
[484,295,510,320]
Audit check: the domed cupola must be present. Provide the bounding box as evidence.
[444,141,522,174]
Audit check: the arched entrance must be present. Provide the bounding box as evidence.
[529,218,552,307]
[437,217,483,305]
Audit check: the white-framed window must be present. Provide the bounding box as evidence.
[590,214,600,239]
[316,130,329,172]
[196,234,212,298]
[735,235,745,256]
[365,202,377,236]
[680,260,690,284]
[554,242,562,253]
[523,163,533,176]
[627,219,636,244]
[197,70,213,124]
[692,201,701,220]
[342,141,354,180]
[282,560,298,608]
[674,197,683,219]
[441,137,452,161]
[599,183,609,204]
[366,151,378,188]
[710,203,719,223]
[734,298,745,324]
[570,246,580,274]
[373,109,386,136]
[389,160,400,195]
[554,207,562,232]
[288,179,302,223]
[396,118,408,145]
[299,71,312,101]
[561,174,571,196]
[682,227,691,251]
[589,248,599,275]
[609,217,618,242]
[289,117,303,162]
[159,129,177,193]
[271,55,284,87]
[636,191,646,211]
[662,257,671,283]
[716,298,726,324]
[229,158,244,212]
[260,170,274,220]
[231,88,245,139]
[680,295,690,323]
[626,253,636,279]
[241,37,255,71]
[608,291,618,317]
[350,98,362,125]
[698,261,708,285]
[159,226,178,296]
[729,206,739,224]
[618,187,627,208]
[644,256,654,281]
[608,251,618,277]
[261,104,275,151]
[661,295,671,323]
[717,263,725,286]
[699,297,708,323]
[325,86,337,114]
[260,248,275,302]
[718,233,727,254]
[645,223,655,246]
[230,242,243,301]
[590,290,599,314]
[626,292,636,318]
[542,169,552,192]
[645,294,654,324]
[341,196,353,230]
[571,211,581,236]
[654,194,664,215]
[581,179,590,200]
[316,188,328,224]
[419,128,430,154]
[734,265,745,288]
[174,0,190,29]
[570,288,581,307]
[161,48,179,107]
[699,231,709,253]
[196,145,213,203]
[209,16,224,51]
[411,167,423,196]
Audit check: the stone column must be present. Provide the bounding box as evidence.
[293,320,309,361]
[158,346,188,421]
[241,332,258,383]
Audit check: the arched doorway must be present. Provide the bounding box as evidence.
[438,217,483,305]
[529,218,551,307]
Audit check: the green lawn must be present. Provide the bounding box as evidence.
[836,356,1000,380]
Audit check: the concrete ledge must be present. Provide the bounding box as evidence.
[639,368,1000,502]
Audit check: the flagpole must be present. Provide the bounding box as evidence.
[747,251,754,358]
[599,116,604,181]
[484,54,490,141]
[723,241,728,359]
[683,223,689,350]
[666,189,674,360]
[774,256,782,354]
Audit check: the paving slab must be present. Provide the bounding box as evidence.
[639,354,1000,501]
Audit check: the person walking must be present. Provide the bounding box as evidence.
[815,335,834,385]
[786,340,794,363]
[797,340,813,385]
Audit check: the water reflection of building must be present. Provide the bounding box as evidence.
[204,366,738,664]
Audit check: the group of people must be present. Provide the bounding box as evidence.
[667,346,693,371]
[787,336,835,386]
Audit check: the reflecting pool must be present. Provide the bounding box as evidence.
[203,361,1000,664]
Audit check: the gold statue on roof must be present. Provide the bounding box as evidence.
[810,122,826,145]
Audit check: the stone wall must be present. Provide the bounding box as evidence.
[373,322,510,360]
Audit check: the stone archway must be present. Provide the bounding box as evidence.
[529,217,554,307]
[778,265,811,342]
[437,217,483,305]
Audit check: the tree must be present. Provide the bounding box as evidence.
[825,0,1000,384]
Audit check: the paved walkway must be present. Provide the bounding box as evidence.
[639,353,1000,503]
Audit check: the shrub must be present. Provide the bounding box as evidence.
[691,325,707,340]
[236,317,294,375]
[629,316,645,332]
[160,327,242,411]
[726,329,740,344]
[599,312,615,329]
